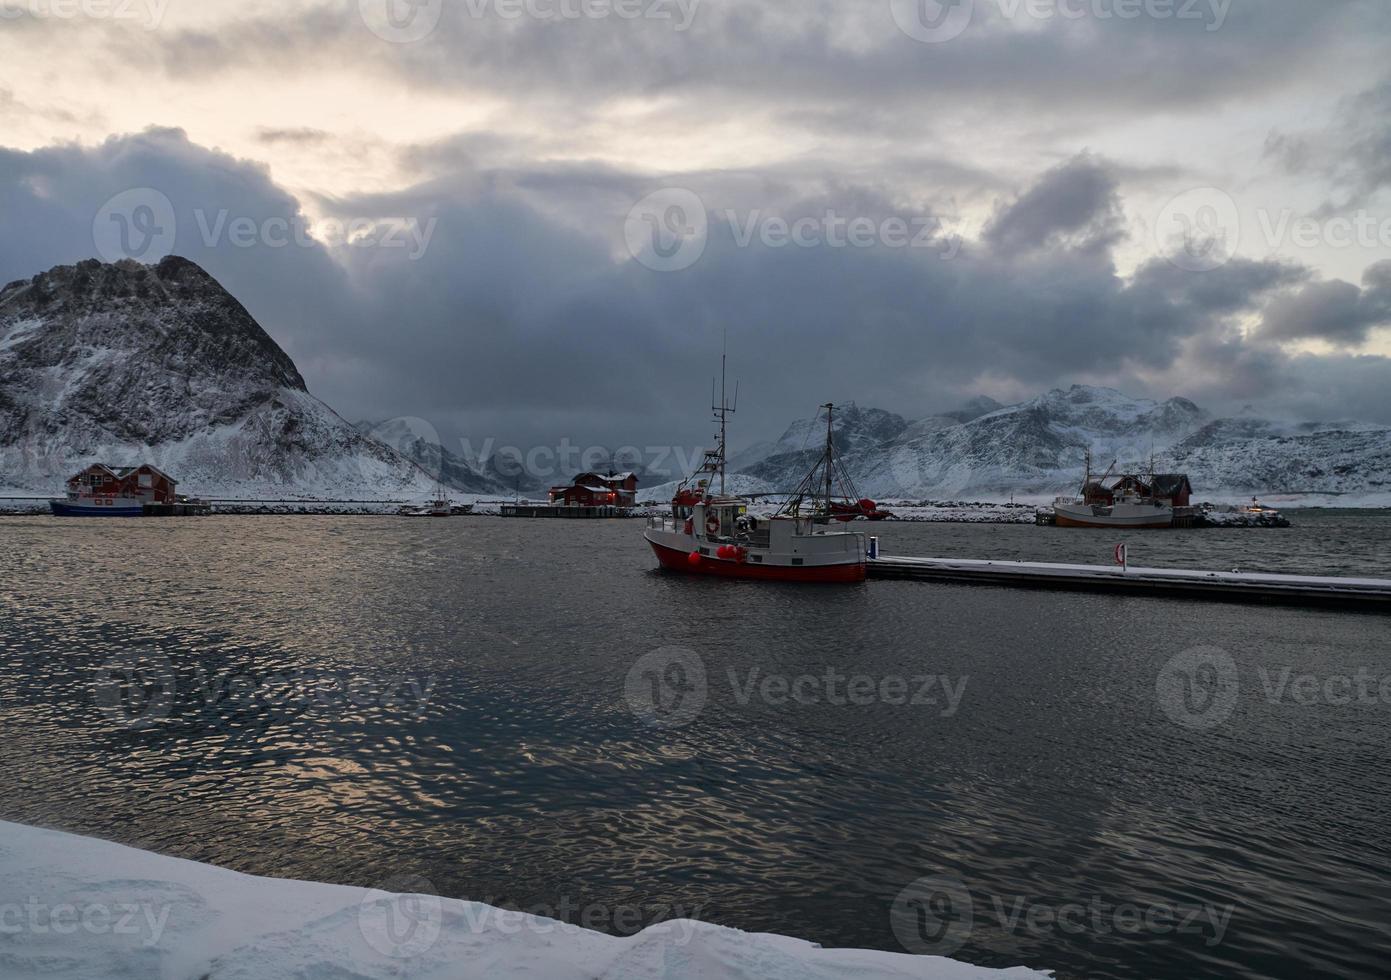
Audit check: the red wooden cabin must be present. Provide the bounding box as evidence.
[67,463,177,503]
[548,472,638,508]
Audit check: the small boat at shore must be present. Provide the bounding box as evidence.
[398,484,460,517]
[644,363,868,583]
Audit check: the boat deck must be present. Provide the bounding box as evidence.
[867,555,1391,610]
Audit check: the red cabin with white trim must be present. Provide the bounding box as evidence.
[66,463,178,503]
[548,472,638,508]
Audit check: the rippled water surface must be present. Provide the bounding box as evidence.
[1,512,1388,979]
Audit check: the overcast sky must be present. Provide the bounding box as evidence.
[3,0,1391,454]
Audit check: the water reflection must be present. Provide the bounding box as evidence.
[1,514,1389,979]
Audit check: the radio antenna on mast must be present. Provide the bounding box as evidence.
[711,332,737,496]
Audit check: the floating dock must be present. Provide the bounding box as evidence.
[867,555,1391,610]
[500,504,635,519]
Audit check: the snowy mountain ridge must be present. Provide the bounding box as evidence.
[719,386,1391,502]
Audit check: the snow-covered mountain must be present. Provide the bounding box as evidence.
[358,417,509,495]
[0,257,435,498]
[725,386,1391,501]
[733,403,908,490]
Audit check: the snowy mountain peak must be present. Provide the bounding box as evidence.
[0,257,433,498]
[774,402,908,454]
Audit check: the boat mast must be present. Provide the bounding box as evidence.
[711,336,737,497]
[823,403,835,510]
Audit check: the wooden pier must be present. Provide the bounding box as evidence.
[143,499,211,516]
[867,555,1391,610]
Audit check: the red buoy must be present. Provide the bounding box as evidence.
[687,551,701,566]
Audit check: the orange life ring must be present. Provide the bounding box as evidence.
[705,514,720,536]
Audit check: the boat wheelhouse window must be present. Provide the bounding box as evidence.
[791,558,804,566]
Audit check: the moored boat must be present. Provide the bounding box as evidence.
[644,364,868,583]
[50,495,146,517]
[1048,454,1195,529]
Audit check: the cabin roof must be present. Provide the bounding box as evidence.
[1149,473,1191,496]
[70,463,175,483]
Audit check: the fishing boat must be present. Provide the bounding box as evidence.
[398,486,456,517]
[1049,453,1186,529]
[644,363,868,583]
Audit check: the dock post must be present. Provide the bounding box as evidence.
[869,536,879,560]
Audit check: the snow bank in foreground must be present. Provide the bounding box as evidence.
[0,822,1049,980]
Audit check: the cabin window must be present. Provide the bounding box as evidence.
[751,554,763,563]
[139,474,153,488]
[699,548,710,556]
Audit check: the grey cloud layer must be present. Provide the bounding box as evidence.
[4,129,1390,454]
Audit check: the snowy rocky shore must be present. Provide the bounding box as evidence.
[0,821,1049,980]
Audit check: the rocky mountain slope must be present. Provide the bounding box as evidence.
[0,257,435,498]
[358,417,510,495]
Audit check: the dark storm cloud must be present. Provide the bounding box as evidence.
[1257,261,1391,346]
[0,128,356,372]
[983,154,1123,256]
[5,131,1391,458]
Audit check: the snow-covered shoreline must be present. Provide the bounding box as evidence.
[0,820,1049,979]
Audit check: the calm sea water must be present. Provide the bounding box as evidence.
[0,512,1388,979]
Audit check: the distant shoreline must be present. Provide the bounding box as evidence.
[4,497,1387,522]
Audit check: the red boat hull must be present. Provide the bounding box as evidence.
[648,539,866,583]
